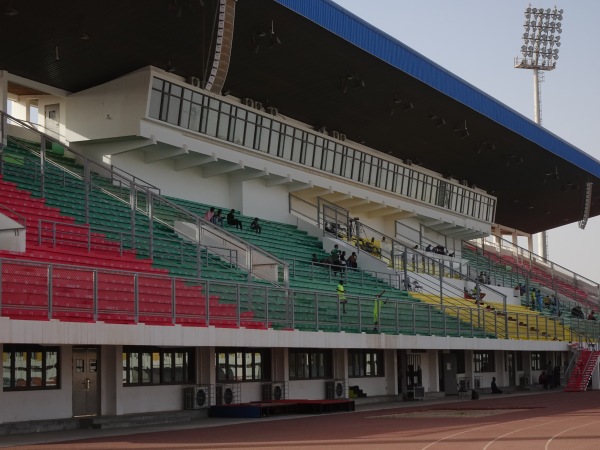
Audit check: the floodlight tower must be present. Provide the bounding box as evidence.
[515,4,564,260]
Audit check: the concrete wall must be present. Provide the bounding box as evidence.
[66,69,151,142]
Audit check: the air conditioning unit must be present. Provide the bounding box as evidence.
[266,106,278,116]
[339,133,346,141]
[254,101,263,111]
[330,130,340,140]
[460,180,469,186]
[215,383,238,405]
[183,385,211,409]
[405,159,412,166]
[261,382,286,401]
[188,76,201,88]
[242,98,255,108]
[325,380,346,399]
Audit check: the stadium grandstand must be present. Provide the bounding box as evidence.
[1,0,599,430]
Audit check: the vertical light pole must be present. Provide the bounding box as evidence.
[515,5,564,260]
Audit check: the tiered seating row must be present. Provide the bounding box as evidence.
[1,260,267,328]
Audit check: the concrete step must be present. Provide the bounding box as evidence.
[80,410,205,430]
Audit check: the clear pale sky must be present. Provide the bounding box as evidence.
[332,0,600,283]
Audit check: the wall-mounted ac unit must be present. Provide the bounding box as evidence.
[405,159,413,166]
[183,385,211,409]
[330,130,340,140]
[261,382,286,401]
[266,106,278,116]
[242,98,255,108]
[254,101,263,111]
[188,76,201,88]
[325,380,346,399]
[339,133,346,141]
[215,383,238,405]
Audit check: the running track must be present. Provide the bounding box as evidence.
[4,391,600,450]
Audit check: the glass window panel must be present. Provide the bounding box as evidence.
[128,353,139,384]
[205,108,218,137]
[231,109,246,145]
[141,352,152,383]
[14,351,27,388]
[30,352,43,387]
[257,119,271,153]
[170,84,182,97]
[189,103,202,132]
[152,352,161,384]
[301,353,309,379]
[174,352,185,382]
[281,127,293,160]
[269,121,281,155]
[192,91,203,103]
[235,352,244,381]
[122,353,128,384]
[332,144,343,175]
[304,134,316,167]
[148,91,162,119]
[3,352,12,388]
[152,78,164,90]
[166,96,181,125]
[217,103,230,140]
[180,100,191,129]
[244,113,257,148]
[244,352,254,381]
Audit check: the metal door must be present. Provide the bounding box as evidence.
[44,104,60,139]
[443,353,458,395]
[72,347,100,417]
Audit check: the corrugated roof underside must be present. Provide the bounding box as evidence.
[276,0,600,178]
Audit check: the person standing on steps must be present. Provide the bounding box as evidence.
[337,279,348,314]
[373,290,386,332]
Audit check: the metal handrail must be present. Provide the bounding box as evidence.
[0,203,27,230]
[473,236,600,305]
[1,111,289,286]
[1,257,589,341]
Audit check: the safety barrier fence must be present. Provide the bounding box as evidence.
[0,111,288,286]
[0,257,593,342]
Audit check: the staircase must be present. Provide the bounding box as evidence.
[564,349,600,392]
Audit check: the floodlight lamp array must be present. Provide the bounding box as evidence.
[517,5,563,70]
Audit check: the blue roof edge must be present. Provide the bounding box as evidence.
[275,0,600,178]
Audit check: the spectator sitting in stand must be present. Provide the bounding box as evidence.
[425,244,432,252]
[212,209,224,227]
[588,310,597,321]
[571,305,585,319]
[339,251,348,272]
[330,244,341,273]
[226,209,243,230]
[204,207,215,222]
[347,252,358,269]
[250,217,262,234]
[491,377,503,394]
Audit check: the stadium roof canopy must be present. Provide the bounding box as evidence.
[2,0,600,234]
